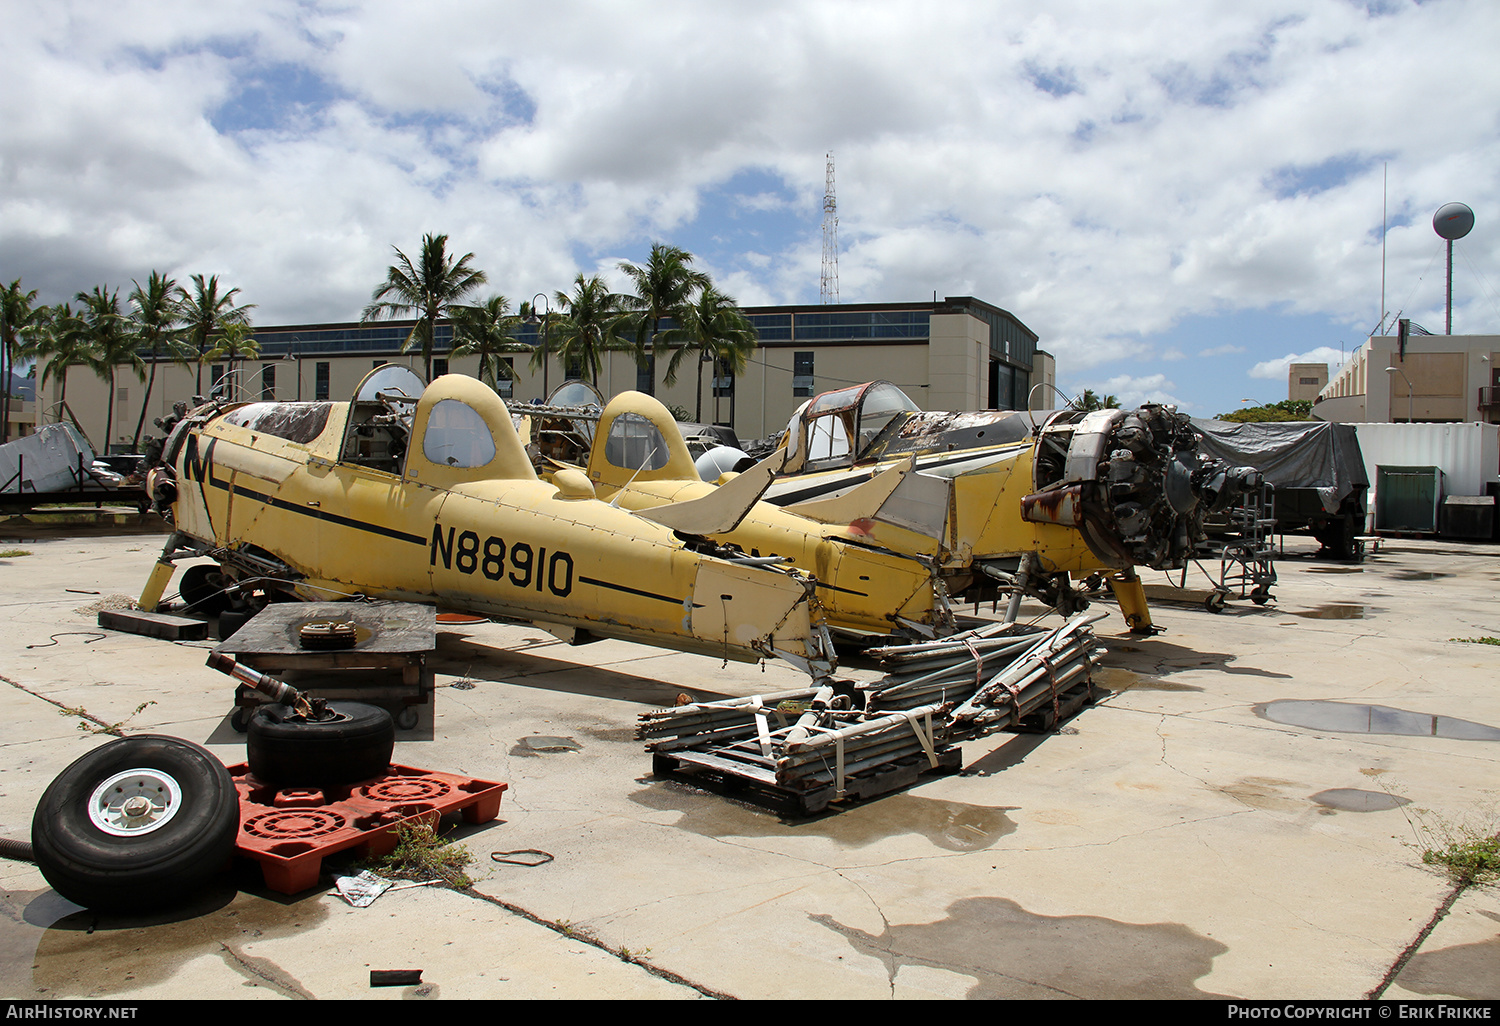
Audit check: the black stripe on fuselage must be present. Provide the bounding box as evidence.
[205,463,686,607]
[578,576,683,605]
[207,473,429,545]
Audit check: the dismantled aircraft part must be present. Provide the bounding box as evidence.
[1023,404,1262,572]
[179,563,235,616]
[298,620,360,649]
[246,701,396,787]
[206,651,315,716]
[31,735,240,911]
[639,613,1105,813]
[570,391,953,640]
[694,445,755,482]
[154,372,833,678]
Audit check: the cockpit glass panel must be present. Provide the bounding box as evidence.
[422,399,496,468]
[603,413,669,471]
[807,385,865,417]
[855,383,920,456]
[806,414,852,463]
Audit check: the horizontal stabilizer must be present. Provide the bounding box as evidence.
[635,448,787,536]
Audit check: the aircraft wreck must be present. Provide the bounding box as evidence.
[139,366,835,678]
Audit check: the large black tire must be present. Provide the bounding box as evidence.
[246,701,395,787]
[179,564,232,616]
[31,736,240,911]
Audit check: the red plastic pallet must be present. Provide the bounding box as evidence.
[228,763,508,895]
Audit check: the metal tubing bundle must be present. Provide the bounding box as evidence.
[638,611,1106,798]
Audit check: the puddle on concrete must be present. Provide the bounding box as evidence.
[1305,567,1364,574]
[1390,571,1454,581]
[634,783,1015,852]
[1255,701,1500,741]
[812,896,1230,999]
[1394,934,1500,1001]
[1289,604,1375,620]
[1093,667,1204,693]
[511,735,582,755]
[1309,788,1410,812]
[22,880,326,998]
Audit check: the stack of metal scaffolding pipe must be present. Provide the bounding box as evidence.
[637,611,1108,797]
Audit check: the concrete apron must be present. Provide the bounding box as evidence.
[0,527,1496,1000]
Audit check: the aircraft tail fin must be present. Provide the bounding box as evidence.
[785,456,950,556]
[634,448,787,536]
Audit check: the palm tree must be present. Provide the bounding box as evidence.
[178,274,254,396]
[670,286,758,423]
[70,287,144,454]
[449,295,526,392]
[1074,389,1120,412]
[128,271,188,448]
[35,303,102,423]
[206,321,260,399]
[363,233,487,383]
[1,279,46,443]
[618,244,710,397]
[549,274,630,387]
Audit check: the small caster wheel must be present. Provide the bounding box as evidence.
[230,706,250,733]
[1250,589,1271,606]
[396,706,419,730]
[1204,592,1227,614]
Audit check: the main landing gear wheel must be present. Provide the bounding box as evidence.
[179,564,233,617]
[246,701,395,787]
[31,736,240,911]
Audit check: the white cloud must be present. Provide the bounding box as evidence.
[1199,344,1247,357]
[1,0,1496,419]
[1249,345,1353,381]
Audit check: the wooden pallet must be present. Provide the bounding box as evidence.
[652,744,963,816]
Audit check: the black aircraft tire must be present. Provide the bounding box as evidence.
[246,702,395,787]
[31,736,240,911]
[179,564,232,616]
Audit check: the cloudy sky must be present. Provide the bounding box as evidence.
[4,0,1498,416]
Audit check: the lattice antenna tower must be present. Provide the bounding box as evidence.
[821,152,840,304]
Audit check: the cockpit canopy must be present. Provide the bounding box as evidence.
[783,381,921,473]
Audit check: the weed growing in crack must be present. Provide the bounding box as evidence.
[1390,787,1500,885]
[366,821,475,889]
[62,700,157,737]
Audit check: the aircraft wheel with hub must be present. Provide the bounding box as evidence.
[246,701,395,787]
[31,736,240,911]
[179,564,234,617]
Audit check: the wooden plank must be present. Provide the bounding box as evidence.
[211,601,436,658]
[98,608,209,641]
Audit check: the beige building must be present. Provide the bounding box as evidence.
[34,297,1054,454]
[1314,330,1500,425]
[1288,362,1328,403]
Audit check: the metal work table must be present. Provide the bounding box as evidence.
[211,600,436,730]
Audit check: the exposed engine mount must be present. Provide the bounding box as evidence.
[1022,404,1261,571]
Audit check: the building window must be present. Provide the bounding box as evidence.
[432,359,449,378]
[497,358,514,399]
[637,354,656,394]
[793,352,814,397]
[261,364,276,400]
[315,362,330,400]
[565,355,584,380]
[373,359,388,368]
[713,358,735,397]
[1299,377,1319,385]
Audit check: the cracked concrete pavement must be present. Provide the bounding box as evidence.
[0,517,1497,1000]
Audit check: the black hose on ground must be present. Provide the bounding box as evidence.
[0,837,36,862]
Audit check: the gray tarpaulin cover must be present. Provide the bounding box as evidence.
[1189,420,1368,514]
